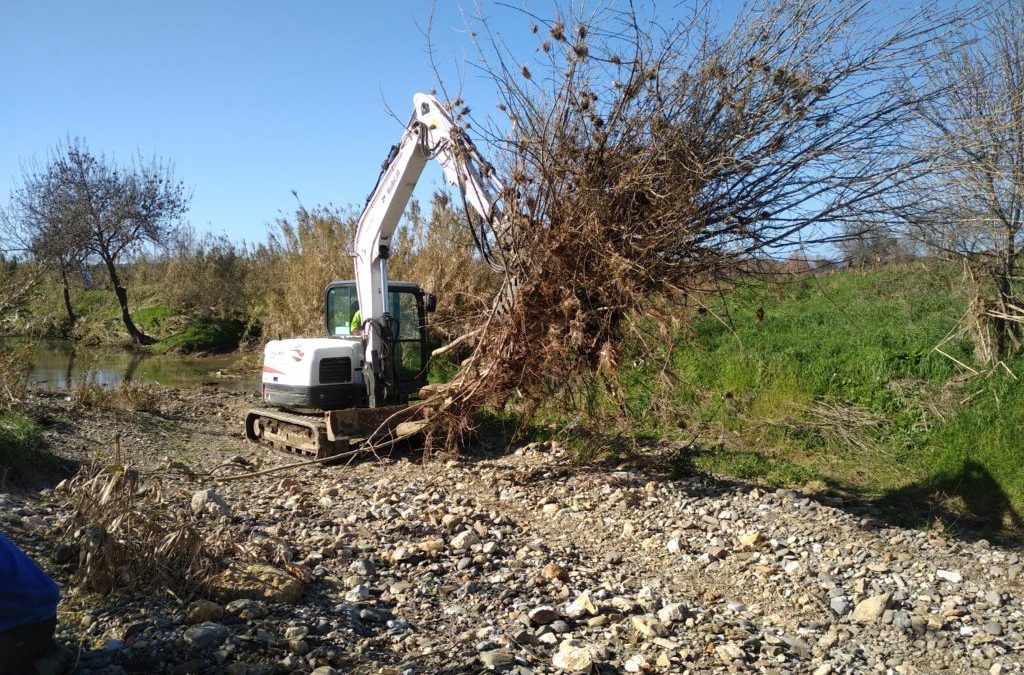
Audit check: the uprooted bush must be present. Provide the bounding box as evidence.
[412,0,964,449]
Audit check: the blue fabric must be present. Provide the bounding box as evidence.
[0,532,60,633]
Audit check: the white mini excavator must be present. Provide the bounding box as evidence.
[244,93,506,458]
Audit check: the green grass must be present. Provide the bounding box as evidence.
[153,317,246,354]
[0,410,41,470]
[608,263,1023,530]
[132,303,175,332]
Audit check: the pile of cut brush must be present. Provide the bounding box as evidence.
[413,0,962,450]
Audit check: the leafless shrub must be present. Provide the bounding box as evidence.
[889,2,1024,358]
[70,383,114,411]
[115,381,163,413]
[415,0,962,449]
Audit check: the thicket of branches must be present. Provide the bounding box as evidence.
[418,0,965,446]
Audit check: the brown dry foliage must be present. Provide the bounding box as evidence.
[60,461,225,596]
[71,381,163,413]
[255,203,357,339]
[415,0,963,448]
[160,228,253,319]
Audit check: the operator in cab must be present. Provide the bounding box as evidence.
[350,303,361,336]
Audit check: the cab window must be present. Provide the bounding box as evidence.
[326,285,358,336]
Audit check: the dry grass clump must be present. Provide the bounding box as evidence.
[418,0,961,448]
[59,459,224,596]
[72,381,162,413]
[160,227,253,319]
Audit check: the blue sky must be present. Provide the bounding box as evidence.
[0,0,553,244]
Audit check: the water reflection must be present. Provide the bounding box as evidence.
[12,339,258,392]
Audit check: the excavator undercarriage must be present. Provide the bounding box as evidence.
[244,403,428,460]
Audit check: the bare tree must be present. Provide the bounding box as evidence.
[11,140,190,344]
[6,172,90,325]
[0,209,46,320]
[891,2,1024,359]
[409,0,965,447]
[835,222,913,269]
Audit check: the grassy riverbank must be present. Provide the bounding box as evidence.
[614,263,1022,529]
[23,288,249,354]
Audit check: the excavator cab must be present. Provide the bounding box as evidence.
[324,280,434,401]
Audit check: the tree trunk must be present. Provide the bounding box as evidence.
[101,255,154,345]
[59,266,75,326]
[996,227,1019,358]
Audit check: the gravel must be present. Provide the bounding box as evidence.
[2,387,1022,673]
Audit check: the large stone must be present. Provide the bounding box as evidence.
[186,600,224,624]
[624,655,650,673]
[479,649,516,669]
[191,489,231,518]
[630,615,668,638]
[657,603,688,624]
[350,558,376,576]
[183,622,230,649]
[225,599,268,620]
[716,643,745,664]
[565,591,598,619]
[528,605,560,626]
[552,640,596,673]
[451,530,481,550]
[851,594,891,624]
[345,584,371,602]
[542,562,569,582]
[212,563,304,603]
[829,596,851,615]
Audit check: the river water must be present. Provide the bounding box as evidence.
[5,338,260,392]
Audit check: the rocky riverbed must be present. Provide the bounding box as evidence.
[2,387,1022,673]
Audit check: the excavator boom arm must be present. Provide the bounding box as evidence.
[353,93,504,406]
